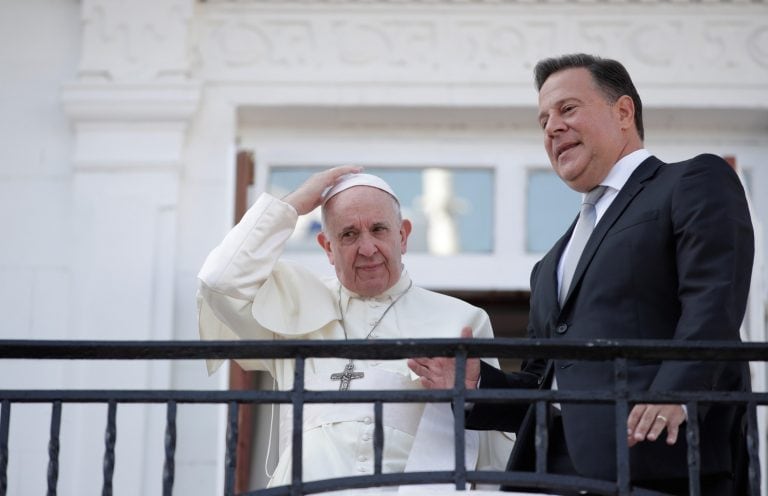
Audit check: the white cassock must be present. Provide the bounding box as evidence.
[197,193,514,491]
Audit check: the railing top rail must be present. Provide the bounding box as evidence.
[1,338,767,361]
[3,388,768,405]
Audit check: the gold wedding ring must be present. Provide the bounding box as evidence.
[656,414,668,423]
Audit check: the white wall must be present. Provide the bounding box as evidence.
[0,0,79,335]
[0,1,81,494]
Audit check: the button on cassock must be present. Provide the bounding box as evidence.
[556,323,569,334]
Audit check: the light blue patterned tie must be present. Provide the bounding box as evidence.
[559,186,607,306]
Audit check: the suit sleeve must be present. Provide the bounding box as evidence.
[652,154,754,392]
[464,262,549,432]
[464,361,540,432]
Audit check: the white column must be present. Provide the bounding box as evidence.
[60,80,200,496]
[59,0,200,493]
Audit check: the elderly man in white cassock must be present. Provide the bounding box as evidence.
[197,165,512,490]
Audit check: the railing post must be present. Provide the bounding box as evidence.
[453,350,467,491]
[225,401,239,496]
[746,401,761,496]
[102,400,117,496]
[162,400,177,496]
[0,400,10,496]
[373,401,383,475]
[685,401,701,495]
[614,358,630,495]
[534,400,549,475]
[47,401,62,496]
[291,356,305,496]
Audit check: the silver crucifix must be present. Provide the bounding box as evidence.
[330,360,365,391]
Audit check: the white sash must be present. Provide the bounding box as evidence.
[399,403,479,493]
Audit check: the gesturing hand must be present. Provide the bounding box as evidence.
[283,165,362,215]
[407,327,481,390]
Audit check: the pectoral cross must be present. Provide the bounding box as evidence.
[330,360,365,391]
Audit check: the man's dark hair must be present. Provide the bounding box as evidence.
[534,53,644,140]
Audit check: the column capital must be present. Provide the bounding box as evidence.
[61,82,201,171]
[61,81,201,122]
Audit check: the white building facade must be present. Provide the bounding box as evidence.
[1,0,767,494]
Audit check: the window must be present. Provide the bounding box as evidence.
[526,169,580,253]
[268,166,495,255]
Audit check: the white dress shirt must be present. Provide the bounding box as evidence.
[556,149,651,292]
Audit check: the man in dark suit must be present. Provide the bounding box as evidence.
[408,53,754,495]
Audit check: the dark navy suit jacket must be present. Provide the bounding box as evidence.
[468,154,754,483]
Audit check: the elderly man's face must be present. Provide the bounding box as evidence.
[317,187,411,297]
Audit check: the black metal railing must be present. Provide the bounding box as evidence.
[0,338,766,495]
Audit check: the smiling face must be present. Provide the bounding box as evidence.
[317,186,411,297]
[537,67,640,193]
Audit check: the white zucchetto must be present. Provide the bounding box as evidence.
[321,173,399,205]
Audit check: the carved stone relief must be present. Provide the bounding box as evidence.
[73,1,767,85]
[748,25,768,68]
[192,6,768,85]
[206,0,765,4]
[78,0,195,81]
[195,12,564,81]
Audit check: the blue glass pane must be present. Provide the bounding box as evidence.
[526,170,581,253]
[268,166,494,254]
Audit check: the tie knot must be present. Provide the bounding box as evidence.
[583,185,607,207]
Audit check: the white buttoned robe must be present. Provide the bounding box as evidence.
[197,193,513,490]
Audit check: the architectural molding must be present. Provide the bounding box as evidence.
[193,5,768,93]
[61,81,201,121]
[69,1,768,108]
[205,0,767,5]
[61,81,202,170]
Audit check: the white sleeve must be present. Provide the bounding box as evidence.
[196,193,339,375]
[198,193,297,300]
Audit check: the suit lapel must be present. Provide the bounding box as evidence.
[560,156,664,306]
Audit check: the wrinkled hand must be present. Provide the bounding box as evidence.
[283,165,362,216]
[407,327,480,390]
[627,403,686,447]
